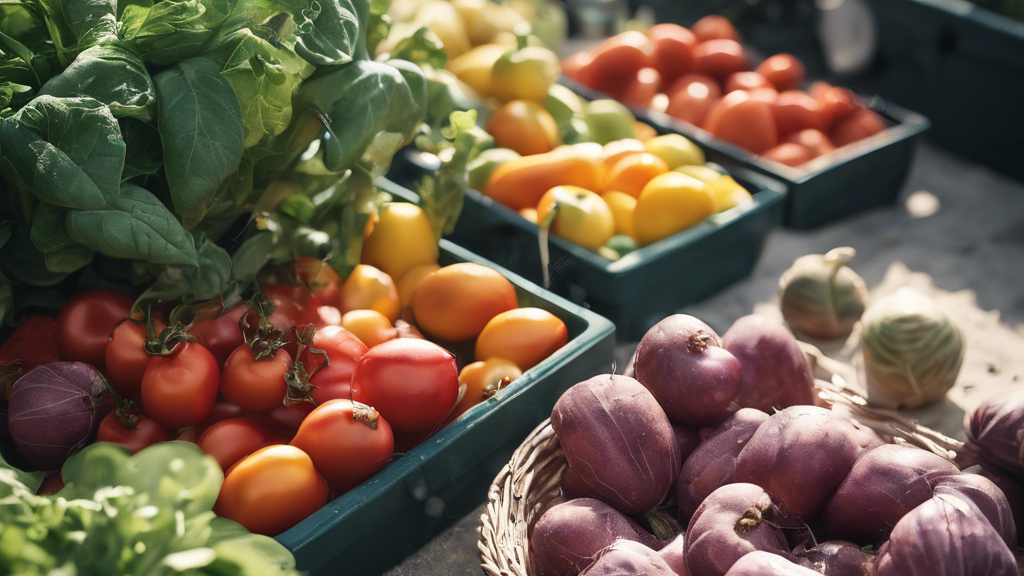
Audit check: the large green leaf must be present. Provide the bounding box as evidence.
[1,95,124,209]
[37,0,118,60]
[119,0,238,65]
[66,183,198,266]
[119,117,162,180]
[29,201,95,272]
[154,56,244,229]
[293,0,360,66]
[134,231,232,309]
[38,44,155,120]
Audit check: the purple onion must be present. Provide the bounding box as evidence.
[634,315,742,427]
[551,374,680,515]
[793,541,872,576]
[934,474,1017,548]
[873,494,1018,576]
[684,483,791,576]
[724,551,821,576]
[721,315,815,413]
[964,390,1024,476]
[962,465,1024,538]
[579,540,677,576]
[676,409,769,523]
[659,535,689,576]
[674,424,702,465]
[8,362,111,471]
[823,444,959,543]
[734,406,884,521]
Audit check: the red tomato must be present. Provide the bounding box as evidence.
[808,81,833,99]
[37,474,64,495]
[350,339,458,433]
[704,91,778,153]
[295,257,342,307]
[105,320,164,399]
[830,108,886,147]
[692,15,741,43]
[762,143,816,167]
[306,326,368,405]
[0,317,59,374]
[622,67,661,108]
[190,304,247,366]
[141,342,219,430]
[392,428,435,453]
[260,284,325,330]
[96,411,168,454]
[220,346,292,413]
[215,445,328,536]
[746,86,779,104]
[173,427,202,443]
[756,54,806,92]
[694,39,750,81]
[724,71,772,93]
[561,51,594,83]
[198,417,287,472]
[318,306,343,327]
[291,399,394,492]
[771,91,825,138]
[260,403,314,437]
[665,74,721,127]
[785,129,836,157]
[817,86,862,129]
[579,31,656,96]
[56,291,132,371]
[648,23,698,89]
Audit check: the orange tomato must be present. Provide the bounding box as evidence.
[771,91,825,139]
[724,71,773,93]
[397,264,440,309]
[449,358,523,422]
[622,67,661,108]
[830,109,886,147]
[411,263,518,342]
[756,54,806,92]
[762,143,816,167]
[340,310,397,348]
[483,152,604,211]
[604,153,670,198]
[486,100,561,156]
[603,139,648,166]
[692,15,741,43]
[648,23,698,89]
[694,39,749,81]
[785,129,836,157]
[817,86,862,129]
[295,257,342,307]
[746,86,779,104]
[215,445,329,536]
[703,91,778,154]
[634,122,658,143]
[665,74,721,127]
[578,31,656,97]
[338,264,400,323]
[475,308,568,370]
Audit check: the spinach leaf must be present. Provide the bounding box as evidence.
[66,183,198,266]
[1,95,124,209]
[36,0,118,61]
[29,201,94,272]
[0,221,73,286]
[120,0,238,65]
[119,117,162,180]
[154,56,244,229]
[38,44,155,120]
[293,0,360,66]
[230,230,273,283]
[134,231,231,310]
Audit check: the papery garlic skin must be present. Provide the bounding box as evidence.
[779,247,868,339]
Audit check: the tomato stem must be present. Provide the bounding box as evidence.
[351,401,380,430]
[282,323,327,406]
[240,286,289,361]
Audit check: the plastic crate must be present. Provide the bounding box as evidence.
[275,236,616,576]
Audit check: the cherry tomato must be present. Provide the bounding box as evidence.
[692,15,741,43]
[340,310,396,348]
[746,86,779,104]
[449,358,523,423]
[295,257,342,307]
[771,91,825,139]
[704,91,778,154]
[105,319,164,399]
[337,265,401,323]
[215,445,328,536]
[817,86,862,129]
[578,31,656,97]
[96,411,168,454]
[198,417,287,472]
[56,291,132,371]
[37,474,63,495]
[762,143,816,167]
[648,23,698,89]
[785,129,837,157]
[486,100,561,157]
[756,54,806,92]
[260,284,325,329]
[410,263,519,342]
[622,67,661,108]
[190,304,247,366]
[141,342,219,430]
[604,153,670,198]
[694,39,749,81]
[665,74,722,127]
[291,399,394,492]
[724,71,772,93]
[306,326,367,404]
[808,81,833,99]
[475,308,569,370]
[351,339,459,433]
[220,346,292,413]
[0,317,59,375]
[830,108,886,147]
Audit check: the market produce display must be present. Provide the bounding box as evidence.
[562,18,891,170]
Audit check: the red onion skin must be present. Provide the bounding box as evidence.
[934,474,1017,549]
[793,541,873,576]
[724,551,821,576]
[659,535,690,576]
[964,390,1024,476]
[674,424,702,465]
[580,540,678,576]
[7,362,111,471]
[962,465,1024,538]
[721,315,815,413]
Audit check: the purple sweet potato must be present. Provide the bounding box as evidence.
[659,535,689,576]
[793,541,872,576]
[964,390,1024,476]
[934,474,1017,548]
[724,552,821,576]
[676,409,769,522]
[721,315,815,413]
[634,315,743,426]
[823,444,959,543]
[551,375,680,515]
[674,424,702,465]
[579,540,677,576]
[963,464,1024,537]
[532,498,663,576]
[684,483,791,576]
[734,406,884,521]
[873,494,1019,576]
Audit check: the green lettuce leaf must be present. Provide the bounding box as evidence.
[293,0,360,66]
[38,44,156,120]
[119,0,239,65]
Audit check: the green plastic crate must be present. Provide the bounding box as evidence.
[274,234,615,576]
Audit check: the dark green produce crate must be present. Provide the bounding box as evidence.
[389,149,785,341]
[275,234,615,576]
[561,78,929,230]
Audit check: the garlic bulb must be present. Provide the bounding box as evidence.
[778,247,868,339]
[860,288,965,409]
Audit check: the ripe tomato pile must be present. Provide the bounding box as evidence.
[0,202,570,537]
[564,17,888,169]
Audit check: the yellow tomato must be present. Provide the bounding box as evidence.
[536,186,616,251]
[602,139,647,166]
[361,203,439,282]
[411,263,519,342]
[447,43,508,98]
[486,100,561,156]
[450,358,523,421]
[519,207,539,224]
[644,133,705,169]
[491,46,560,103]
[475,308,569,370]
[633,172,716,246]
[602,191,638,239]
[397,264,441,309]
[673,164,725,185]
[711,175,754,212]
[338,265,401,323]
[604,153,670,198]
[340,310,397,348]
[634,121,658,142]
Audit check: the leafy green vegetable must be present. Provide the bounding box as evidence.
[36,0,118,63]
[119,117,162,180]
[29,201,94,273]
[293,0,361,66]
[418,110,490,239]
[38,44,156,120]
[389,25,446,69]
[365,0,391,56]
[120,0,238,65]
